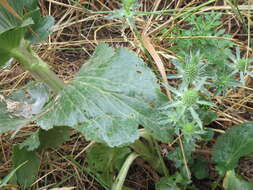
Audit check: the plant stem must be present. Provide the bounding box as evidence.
[112,153,139,190]
[131,131,169,176]
[10,41,65,93]
[141,130,169,176]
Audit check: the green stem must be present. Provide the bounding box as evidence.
[10,42,65,93]
[112,153,139,190]
[131,131,169,176]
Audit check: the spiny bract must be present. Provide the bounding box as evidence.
[182,89,199,107]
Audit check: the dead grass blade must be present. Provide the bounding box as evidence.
[0,0,21,19]
[141,34,171,100]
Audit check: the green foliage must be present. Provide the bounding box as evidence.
[0,83,50,134]
[168,138,195,170]
[0,162,26,188]
[167,12,253,96]
[20,130,40,151]
[0,100,32,134]
[86,144,131,188]
[161,81,214,130]
[223,170,253,190]
[168,52,210,86]
[0,21,33,66]
[20,126,71,151]
[11,145,40,189]
[10,127,71,189]
[213,122,253,175]
[199,109,218,126]
[122,0,139,15]
[111,152,138,190]
[107,0,140,27]
[171,13,234,59]
[0,0,54,67]
[1,2,253,189]
[37,43,170,147]
[0,0,32,34]
[227,47,253,85]
[37,126,71,149]
[25,11,55,43]
[161,14,253,186]
[155,172,190,190]
[182,90,199,107]
[191,158,209,180]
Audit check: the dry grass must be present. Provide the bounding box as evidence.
[0,0,253,189]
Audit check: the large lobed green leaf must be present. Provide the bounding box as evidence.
[37,43,171,147]
[212,122,253,174]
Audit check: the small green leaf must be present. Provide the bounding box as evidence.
[25,10,55,43]
[38,43,170,147]
[200,128,214,141]
[38,126,71,149]
[199,109,218,125]
[86,144,131,187]
[192,159,209,179]
[0,161,27,188]
[212,122,253,174]
[20,130,40,151]
[12,145,40,189]
[155,173,187,190]
[223,170,253,190]
[20,126,71,151]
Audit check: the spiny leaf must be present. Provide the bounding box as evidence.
[37,43,171,147]
[12,145,40,189]
[223,170,253,190]
[212,122,253,174]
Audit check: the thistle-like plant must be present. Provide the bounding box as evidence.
[168,51,210,84]
[181,122,206,143]
[228,47,253,85]
[168,51,212,97]
[161,79,214,129]
[212,72,241,96]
